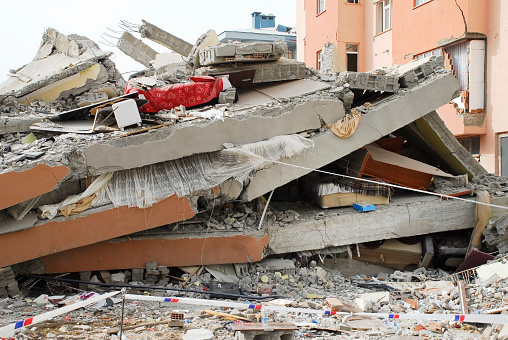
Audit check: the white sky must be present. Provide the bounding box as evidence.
[0,0,296,83]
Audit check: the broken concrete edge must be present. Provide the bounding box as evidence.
[266,198,476,255]
[117,31,159,68]
[0,164,70,210]
[6,61,99,99]
[196,58,308,84]
[241,71,462,201]
[199,40,287,67]
[84,99,345,174]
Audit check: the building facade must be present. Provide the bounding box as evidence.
[298,0,508,174]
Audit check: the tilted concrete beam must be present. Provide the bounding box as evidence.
[117,32,158,68]
[417,110,487,178]
[140,20,193,56]
[242,72,461,201]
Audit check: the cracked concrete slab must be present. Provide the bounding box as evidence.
[266,196,475,255]
[242,71,461,201]
[84,99,345,174]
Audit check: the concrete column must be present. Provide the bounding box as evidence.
[140,20,193,56]
[117,32,158,67]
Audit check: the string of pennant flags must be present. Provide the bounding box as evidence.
[1,291,508,338]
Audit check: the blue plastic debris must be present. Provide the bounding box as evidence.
[353,202,375,212]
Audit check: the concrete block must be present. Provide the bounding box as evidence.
[235,42,276,55]
[320,42,346,74]
[215,44,237,57]
[117,32,158,68]
[0,116,43,134]
[140,20,193,56]
[218,88,236,104]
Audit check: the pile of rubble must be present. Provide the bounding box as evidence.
[3,256,508,339]
[1,19,508,339]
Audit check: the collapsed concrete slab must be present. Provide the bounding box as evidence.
[0,28,123,104]
[84,98,343,174]
[196,58,307,84]
[38,232,269,273]
[0,194,195,268]
[266,197,475,255]
[140,20,193,56]
[402,111,487,178]
[117,32,158,68]
[33,194,475,272]
[242,71,461,200]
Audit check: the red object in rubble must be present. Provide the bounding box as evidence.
[125,76,224,113]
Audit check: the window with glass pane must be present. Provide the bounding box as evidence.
[318,0,326,14]
[377,0,392,34]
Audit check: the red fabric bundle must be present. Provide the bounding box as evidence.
[125,76,223,113]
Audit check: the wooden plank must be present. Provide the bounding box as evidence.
[119,122,173,138]
[203,310,250,321]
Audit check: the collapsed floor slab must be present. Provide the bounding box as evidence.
[0,194,195,268]
[0,28,113,101]
[242,71,461,200]
[85,98,344,174]
[32,194,475,272]
[38,233,269,273]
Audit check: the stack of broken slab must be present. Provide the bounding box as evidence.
[0,22,493,278]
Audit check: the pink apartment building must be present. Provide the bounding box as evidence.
[297,0,508,174]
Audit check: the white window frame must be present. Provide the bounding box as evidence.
[317,50,322,70]
[317,0,326,14]
[377,0,392,34]
[414,0,432,7]
[347,0,360,3]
